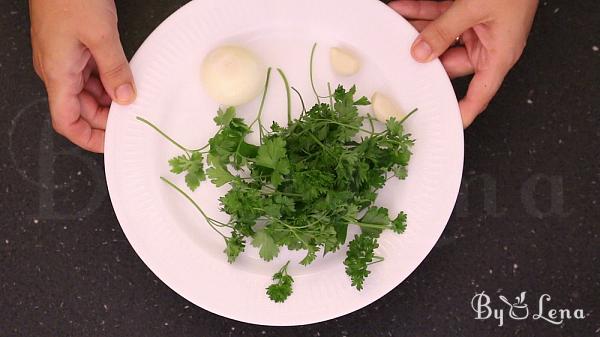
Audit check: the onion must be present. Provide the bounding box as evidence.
[201,45,265,106]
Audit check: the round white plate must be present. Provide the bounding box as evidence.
[105,0,463,326]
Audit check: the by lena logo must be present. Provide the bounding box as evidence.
[499,292,529,320]
[471,291,586,327]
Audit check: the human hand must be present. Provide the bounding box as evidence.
[29,0,136,153]
[389,0,538,127]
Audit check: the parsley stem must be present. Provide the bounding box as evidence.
[399,108,418,124]
[191,143,210,152]
[289,228,309,247]
[367,113,376,135]
[327,82,334,109]
[137,117,193,153]
[307,133,334,157]
[291,87,307,117]
[277,191,303,197]
[266,215,309,247]
[354,221,388,230]
[385,139,412,146]
[297,119,374,135]
[309,43,321,104]
[276,68,292,125]
[306,213,330,228]
[260,185,302,197]
[322,121,374,134]
[160,176,227,239]
[368,256,384,265]
[250,67,273,143]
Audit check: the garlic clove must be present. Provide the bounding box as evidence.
[371,92,404,123]
[330,47,361,76]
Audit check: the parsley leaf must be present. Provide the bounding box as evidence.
[391,212,408,234]
[214,106,236,126]
[357,206,390,236]
[354,96,371,106]
[224,232,245,263]
[299,246,317,266]
[168,155,190,174]
[266,261,294,303]
[206,165,236,187]
[344,234,379,290]
[168,152,206,191]
[208,108,257,169]
[252,229,280,261]
[255,137,290,187]
[385,117,403,136]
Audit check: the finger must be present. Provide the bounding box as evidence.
[83,75,105,101]
[409,20,430,33]
[81,54,99,86]
[410,2,482,63]
[62,123,105,153]
[84,60,112,105]
[39,39,105,152]
[87,56,99,76]
[84,76,112,106]
[84,26,136,105]
[389,1,452,20]
[48,90,105,153]
[460,28,478,49]
[459,67,508,128]
[79,91,109,130]
[100,92,112,106]
[32,50,45,81]
[440,47,474,79]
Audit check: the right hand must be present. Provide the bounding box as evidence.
[29,0,136,153]
[389,0,538,127]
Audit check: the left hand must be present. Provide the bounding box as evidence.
[389,0,538,127]
[29,0,135,153]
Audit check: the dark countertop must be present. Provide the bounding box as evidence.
[1,0,598,336]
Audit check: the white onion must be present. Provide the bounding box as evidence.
[329,47,361,76]
[201,45,265,106]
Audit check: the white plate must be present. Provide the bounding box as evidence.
[105,0,463,326]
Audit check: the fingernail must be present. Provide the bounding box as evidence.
[412,38,433,62]
[115,83,135,104]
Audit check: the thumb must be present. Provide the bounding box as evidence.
[88,29,136,104]
[411,2,480,63]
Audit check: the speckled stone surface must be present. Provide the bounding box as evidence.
[0,0,598,336]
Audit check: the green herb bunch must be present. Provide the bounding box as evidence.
[138,45,415,303]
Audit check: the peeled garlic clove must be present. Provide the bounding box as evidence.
[330,47,361,76]
[201,45,265,106]
[372,92,404,123]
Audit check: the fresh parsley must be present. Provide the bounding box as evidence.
[266,261,294,303]
[138,44,416,303]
